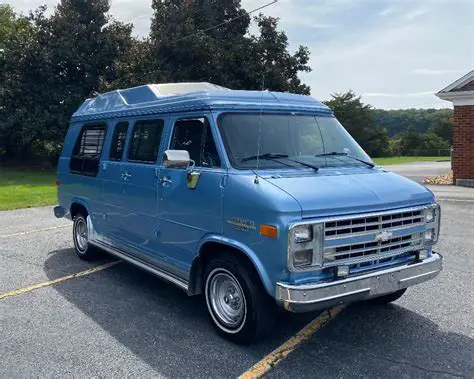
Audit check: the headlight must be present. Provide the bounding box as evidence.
[293,225,312,243]
[423,204,440,246]
[424,206,436,223]
[288,223,324,271]
[293,249,313,267]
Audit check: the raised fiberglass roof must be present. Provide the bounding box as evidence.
[71,82,331,122]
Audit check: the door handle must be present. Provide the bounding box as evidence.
[121,172,132,181]
[160,176,172,185]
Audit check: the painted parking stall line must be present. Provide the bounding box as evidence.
[0,261,120,300]
[239,305,346,379]
[0,224,70,239]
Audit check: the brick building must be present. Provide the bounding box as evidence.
[436,70,474,188]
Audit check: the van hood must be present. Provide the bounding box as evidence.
[263,170,435,219]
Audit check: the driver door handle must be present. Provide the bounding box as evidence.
[160,176,172,185]
[121,172,132,181]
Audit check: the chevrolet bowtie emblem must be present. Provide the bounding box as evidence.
[375,230,393,242]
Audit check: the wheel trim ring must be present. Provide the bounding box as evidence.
[205,268,247,334]
[74,218,88,253]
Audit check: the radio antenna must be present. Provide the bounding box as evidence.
[254,69,265,184]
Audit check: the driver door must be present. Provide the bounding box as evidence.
[157,114,225,275]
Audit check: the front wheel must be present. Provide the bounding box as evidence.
[204,255,275,344]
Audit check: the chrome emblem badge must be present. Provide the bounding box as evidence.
[375,230,393,242]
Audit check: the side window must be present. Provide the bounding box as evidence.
[70,124,106,176]
[128,119,164,163]
[109,122,129,161]
[170,118,221,168]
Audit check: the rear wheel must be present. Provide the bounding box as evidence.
[204,255,275,344]
[72,213,100,261]
[369,289,407,304]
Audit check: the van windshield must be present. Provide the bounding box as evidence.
[217,113,372,170]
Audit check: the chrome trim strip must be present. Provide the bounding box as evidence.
[90,240,189,292]
[290,205,433,228]
[276,253,442,312]
[324,222,424,240]
[326,233,421,250]
[324,214,423,232]
[323,245,420,267]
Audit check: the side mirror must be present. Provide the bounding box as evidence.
[163,150,192,169]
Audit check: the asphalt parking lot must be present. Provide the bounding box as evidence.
[1,183,473,377]
[381,161,451,183]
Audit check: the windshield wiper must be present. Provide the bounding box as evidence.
[241,153,319,171]
[314,152,375,168]
[241,153,289,162]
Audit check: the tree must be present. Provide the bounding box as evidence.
[148,1,311,93]
[389,126,450,156]
[325,91,390,157]
[0,5,36,158]
[0,1,133,161]
[249,15,311,94]
[372,108,454,137]
[429,116,453,145]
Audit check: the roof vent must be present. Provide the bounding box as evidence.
[151,82,230,96]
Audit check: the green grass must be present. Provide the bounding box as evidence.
[0,167,57,211]
[373,156,450,165]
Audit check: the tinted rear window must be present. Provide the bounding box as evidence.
[128,120,164,163]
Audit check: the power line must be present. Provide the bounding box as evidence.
[166,0,278,46]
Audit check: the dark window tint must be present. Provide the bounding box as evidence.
[109,122,129,161]
[128,120,164,163]
[170,118,220,168]
[70,124,106,176]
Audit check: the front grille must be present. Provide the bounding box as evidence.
[322,208,426,268]
[325,209,424,239]
[324,233,422,266]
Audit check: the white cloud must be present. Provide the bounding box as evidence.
[378,7,396,17]
[402,8,427,21]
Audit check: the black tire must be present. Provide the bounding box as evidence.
[369,289,407,304]
[203,254,276,344]
[72,213,101,261]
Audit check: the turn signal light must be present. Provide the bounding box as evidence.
[260,224,278,238]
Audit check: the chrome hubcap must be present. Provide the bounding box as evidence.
[208,271,246,329]
[75,218,88,252]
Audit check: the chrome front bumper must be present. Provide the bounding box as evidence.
[276,253,442,313]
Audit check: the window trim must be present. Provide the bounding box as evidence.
[168,116,222,169]
[127,119,165,164]
[108,121,129,162]
[70,122,107,177]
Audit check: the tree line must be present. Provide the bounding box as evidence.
[0,1,452,165]
[327,92,453,157]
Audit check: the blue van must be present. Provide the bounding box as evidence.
[55,82,442,343]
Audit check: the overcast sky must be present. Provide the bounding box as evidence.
[7,0,474,109]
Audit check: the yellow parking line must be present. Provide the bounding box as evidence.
[0,261,120,300]
[239,305,346,379]
[0,224,70,238]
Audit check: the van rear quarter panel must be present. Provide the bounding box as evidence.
[57,121,107,233]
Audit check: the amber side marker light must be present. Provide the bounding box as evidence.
[260,224,278,238]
